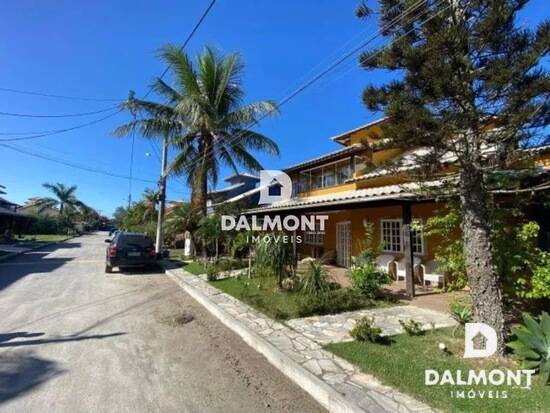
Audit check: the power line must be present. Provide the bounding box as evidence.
[0,109,123,142]
[0,142,156,184]
[166,0,445,217]
[142,0,217,99]
[0,105,119,118]
[0,142,190,195]
[179,0,436,179]
[0,86,122,102]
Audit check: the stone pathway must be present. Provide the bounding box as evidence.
[166,267,437,413]
[287,305,456,345]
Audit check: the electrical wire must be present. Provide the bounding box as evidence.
[0,142,190,196]
[0,142,156,184]
[0,86,122,102]
[179,0,442,181]
[0,109,123,142]
[142,0,217,99]
[0,105,119,118]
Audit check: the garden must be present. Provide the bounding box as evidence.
[199,225,398,320]
[326,310,550,413]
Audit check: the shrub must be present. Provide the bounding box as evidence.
[297,289,367,317]
[448,295,473,325]
[350,316,382,343]
[526,251,550,300]
[254,232,296,288]
[300,261,330,297]
[349,223,392,298]
[424,209,467,291]
[206,264,219,281]
[507,311,550,384]
[399,319,424,336]
[349,259,392,298]
[281,276,300,292]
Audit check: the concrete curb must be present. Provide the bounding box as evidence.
[166,267,370,413]
[0,235,76,263]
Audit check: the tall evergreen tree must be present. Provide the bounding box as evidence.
[358,0,549,354]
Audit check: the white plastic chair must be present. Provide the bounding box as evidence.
[376,254,397,279]
[419,260,445,287]
[395,256,423,282]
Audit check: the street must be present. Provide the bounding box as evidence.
[0,233,324,413]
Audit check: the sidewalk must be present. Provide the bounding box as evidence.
[287,305,456,345]
[164,265,436,413]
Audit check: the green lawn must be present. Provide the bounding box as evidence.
[326,328,548,413]
[211,276,303,319]
[19,234,70,242]
[181,261,207,275]
[167,250,208,275]
[210,276,394,320]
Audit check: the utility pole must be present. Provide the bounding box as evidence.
[155,136,168,254]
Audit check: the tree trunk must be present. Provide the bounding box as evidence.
[460,168,506,355]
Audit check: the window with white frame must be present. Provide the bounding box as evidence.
[305,221,325,245]
[411,220,424,255]
[381,219,402,252]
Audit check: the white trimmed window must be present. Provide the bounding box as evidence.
[305,221,325,246]
[380,219,425,255]
[381,219,402,252]
[411,220,424,255]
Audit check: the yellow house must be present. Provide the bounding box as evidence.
[246,118,550,296]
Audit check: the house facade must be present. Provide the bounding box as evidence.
[246,119,550,295]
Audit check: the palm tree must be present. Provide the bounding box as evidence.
[140,188,158,221]
[114,45,279,219]
[165,202,195,235]
[38,183,85,214]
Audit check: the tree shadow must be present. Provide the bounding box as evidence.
[0,350,64,405]
[0,332,126,348]
[0,242,81,290]
[0,332,44,343]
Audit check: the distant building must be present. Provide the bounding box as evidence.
[206,173,279,214]
[0,190,32,237]
[19,197,59,216]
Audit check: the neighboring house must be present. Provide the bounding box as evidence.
[19,197,59,216]
[0,193,33,236]
[246,118,550,290]
[207,173,274,213]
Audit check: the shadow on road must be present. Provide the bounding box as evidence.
[0,332,126,348]
[0,332,44,343]
[0,350,64,405]
[0,243,80,290]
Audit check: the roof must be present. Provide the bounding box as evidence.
[208,182,245,195]
[0,197,20,208]
[524,143,550,154]
[224,172,260,182]
[284,144,365,173]
[244,181,446,214]
[0,206,30,217]
[349,144,550,183]
[330,118,387,145]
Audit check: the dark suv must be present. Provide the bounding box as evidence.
[105,232,156,273]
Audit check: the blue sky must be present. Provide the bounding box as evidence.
[1,0,548,216]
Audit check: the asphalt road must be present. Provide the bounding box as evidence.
[0,232,324,413]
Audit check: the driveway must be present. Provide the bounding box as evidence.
[0,232,324,413]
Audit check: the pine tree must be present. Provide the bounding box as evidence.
[358,0,549,354]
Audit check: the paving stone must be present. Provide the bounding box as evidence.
[302,359,323,376]
[169,268,437,413]
[318,358,341,373]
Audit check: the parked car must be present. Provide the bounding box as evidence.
[105,232,156,273]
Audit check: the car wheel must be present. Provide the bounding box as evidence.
[105,264,113,273]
